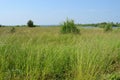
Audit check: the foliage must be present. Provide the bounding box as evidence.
[78,22,120,27]
[16,25,20,27]
[61,19,80,34]
[27,20,35,27]
[97,22,107,28]
[10,27,16,33]
[104,23,112,32]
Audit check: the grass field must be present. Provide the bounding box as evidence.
[0,27,120,80]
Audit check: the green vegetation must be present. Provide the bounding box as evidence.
[104,23,112,32]
[61,19,80,34]
[78,22,120,27]
[0,27,120,80]
[27,20,35,27]
[10,27,16,33]
[1,21,120,28]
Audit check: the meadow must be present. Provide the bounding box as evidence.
[0,27,120,80]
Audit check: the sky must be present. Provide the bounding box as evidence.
[0,0,120,25]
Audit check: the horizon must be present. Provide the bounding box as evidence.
[0,0,120,25]
[1,21,119,26]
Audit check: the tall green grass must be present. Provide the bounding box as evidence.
[0,27,120,80]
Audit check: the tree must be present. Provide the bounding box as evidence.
[104,23,112,32]
[27,20,35,27]
[61,19,80,34]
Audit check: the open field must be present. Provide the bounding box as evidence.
[0,27,120,80]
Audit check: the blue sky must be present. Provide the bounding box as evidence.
[0,0,120,25]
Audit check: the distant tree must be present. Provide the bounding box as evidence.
[116,22,120,27]
[97,22,107,28]
[16,25,20,27]
[0,25,2,27]
[101,22,107,25]
[27,20,35,27]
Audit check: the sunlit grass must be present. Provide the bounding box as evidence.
[0,27,120,80]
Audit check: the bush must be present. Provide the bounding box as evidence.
[10,27,15,33]
[27,20,35,27]
[61,19,80,34]
[104,23,112,32]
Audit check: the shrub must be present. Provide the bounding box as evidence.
[104,23,112,32]
[27,20,35,27]
[10,27,15,33]
[61,19,80,34]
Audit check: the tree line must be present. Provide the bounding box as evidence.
[0,20,120,27]
[77,22,120,27]
[0,19,115,34]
